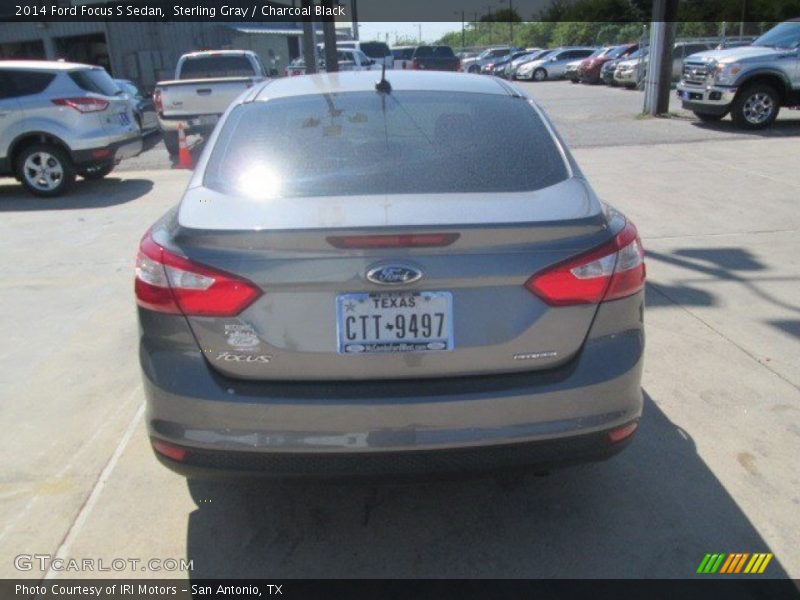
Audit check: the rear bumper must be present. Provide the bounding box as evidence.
[156,426,636,480]
[157,112,220,135]
[70,135,142,167]
[140,293,645,478]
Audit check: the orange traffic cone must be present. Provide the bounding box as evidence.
[176,122,192,169]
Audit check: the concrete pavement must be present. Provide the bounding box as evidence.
[0,85,798,579]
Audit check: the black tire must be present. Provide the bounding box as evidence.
[79,162,114,180]
[570,78,579,84]
[163,131,180,156]
[533,68,547,82]
[15,143,76,198]
[693,111,725,123]
[731,83,781,130]
[468,65,480,74]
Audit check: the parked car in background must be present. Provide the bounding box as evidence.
[0,60,141,196]
[678,20,800,129]
[392,46,416,69]
[482,50,531,76]
[284,49,379,76]
[137,70,646,480]
[579,43,638,84]
[614,41,714,88]
[337,40,394,68]
[506,49,553,79]
[461,47,517,73]
[564,59,584,83]
[613,48,650,88]
[154,50,267,156]
[601,51,636,85]
[516,47,596,81]
[411,45,461,72]
[115,79,157,134]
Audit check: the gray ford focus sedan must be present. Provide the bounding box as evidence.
[136,71,645,478]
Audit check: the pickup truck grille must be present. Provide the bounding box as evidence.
[682,62,710,86]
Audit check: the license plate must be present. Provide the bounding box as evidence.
[188,115,219,127]
[118,112,130,125]
[336,291,453,354]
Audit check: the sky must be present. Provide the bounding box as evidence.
[357,22,463,44]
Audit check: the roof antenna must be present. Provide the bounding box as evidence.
[375,62,391,93]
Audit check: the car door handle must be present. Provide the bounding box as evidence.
[196,88,212,95]
[0,112,7,117]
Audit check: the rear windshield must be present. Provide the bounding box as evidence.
[413,46,456,58]
[204,91,568,198]
[179,55,254,79]
[69,69,119,96]
[360,42,391,58]
[392,48,415,60]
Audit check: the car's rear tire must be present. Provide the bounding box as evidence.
[163,131,179,156]
[570,78,579,84]
[468,65,480,74]
[533,68,547,82]
[731,83,780,129]
[79,162,114,180]
[15,143,76,198]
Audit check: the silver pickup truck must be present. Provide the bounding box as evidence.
[677,20,800,129]
[154,50,267,155]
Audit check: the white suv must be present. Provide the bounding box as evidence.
[0,60,142,197]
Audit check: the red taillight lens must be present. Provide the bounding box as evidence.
[153,89,163,113]
[135,232,262,316]
[326,233,459,249]
[152,440,187,462]
[609,421,638,443]
[51,97,108,113]
[411,58,419,70]
[525,221,645,306]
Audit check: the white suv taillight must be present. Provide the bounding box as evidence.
[525,221,645,306]
[135,232,261,317]
[51,97,109,113]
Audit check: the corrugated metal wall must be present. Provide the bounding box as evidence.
[0,22,234,90]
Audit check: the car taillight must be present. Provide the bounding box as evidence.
[525,221,645,306]
[51,97,108,113]
[411,58,419,70]
[135,232,261,316]
[327,233,459,249]
[153,89,163,113]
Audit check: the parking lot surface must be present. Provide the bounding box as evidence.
[0,81,798,579]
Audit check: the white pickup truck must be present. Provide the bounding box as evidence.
[154,50,267,155]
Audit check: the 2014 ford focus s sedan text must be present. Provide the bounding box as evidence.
[136,71,645,478]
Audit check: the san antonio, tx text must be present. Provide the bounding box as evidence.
[16,584,280,596]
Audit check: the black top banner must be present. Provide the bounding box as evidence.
[2,0,800,23]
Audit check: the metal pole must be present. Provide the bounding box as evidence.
[461,11,466,49]
[739,0,746,38]
[644,18,665,115]
[509,0,513,45]
[321,0,338,72]
[351,0,359,40]
[301,0,316,74]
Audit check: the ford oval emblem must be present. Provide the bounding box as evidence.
[366,264,423,286]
